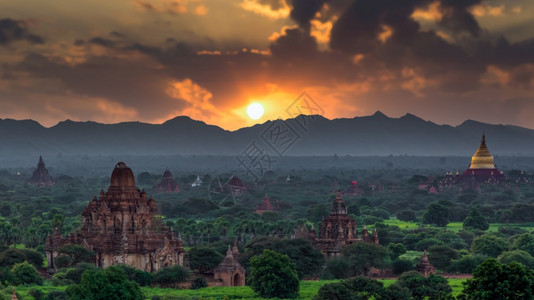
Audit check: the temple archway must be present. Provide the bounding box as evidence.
[233,273,241,286]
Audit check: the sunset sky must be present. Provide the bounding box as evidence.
[1,0,534,130]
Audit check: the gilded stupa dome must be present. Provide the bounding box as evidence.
[469,134,496,169]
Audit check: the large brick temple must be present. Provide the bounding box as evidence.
[46,162,187,272]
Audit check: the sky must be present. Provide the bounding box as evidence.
[1,0,534,130]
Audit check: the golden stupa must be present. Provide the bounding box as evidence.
[469,134,496,169]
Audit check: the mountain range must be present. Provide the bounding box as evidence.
[1,112,534,158]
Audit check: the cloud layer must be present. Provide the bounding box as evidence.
[0,0,533,130]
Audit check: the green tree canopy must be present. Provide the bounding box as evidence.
[342,242,388,276]
[395,271,452,300]
[249,249,300,299]
[428,245,459,270]
[422,203,449,227]
[511,233,534,256]
[10,261,42,285]
[471,234,508,258]
[152,265,190,287]
[497,250,534,268]
[67,265,144,300]
[241,236,325,279]
[189,246,224,273]
[463,207,489,231]
[460,258,534,300]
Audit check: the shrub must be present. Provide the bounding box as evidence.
[10,261,43,285]
[152,266,190,287]
[190,276,208,290]
[392,258,414,275]
[29,288,45,300]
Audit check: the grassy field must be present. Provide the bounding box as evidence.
[12,278,467,300]
[384,219,534,233]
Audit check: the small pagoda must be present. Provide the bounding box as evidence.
[416,250,436,277]
[213,245,245,287]
[27,156,54,186]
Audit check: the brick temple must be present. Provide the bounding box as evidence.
[296,191,379,257]
[45,162,187,272]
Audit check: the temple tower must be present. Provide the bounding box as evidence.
[46,162,186,273]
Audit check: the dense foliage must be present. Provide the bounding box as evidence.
[460,258,534,299]
[249,249,300,298]
[66,266,144,300]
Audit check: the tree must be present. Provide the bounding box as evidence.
[114,264,153,286]
[343,276,386,299]
[511,233,534,256]
[392,258,414,275]
[342,242,388,276]
[10,261,43,285]
[397,210,416,222]
[463,207,489,231]
[422,203,449,227]
[249,249,299,298]
[396,271,452,299]
[315,277,397,300]
[191,276,208,290]
[189,247,224,273]
[388,243,406,260]
[460,258,534,300]
[64,263,98,284]
[471,234,508,257]
[67,265,144,300]
[0,248,26,268]
[428,245,458,270]
[240,237,325,279]
[314,282,353,300]
[325,257,352,279]
[498,250,534,268]
[58,244,96,266]
[152,265,189,287]
[449,254,486,273]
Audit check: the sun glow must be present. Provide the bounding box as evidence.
[247,102,264,120]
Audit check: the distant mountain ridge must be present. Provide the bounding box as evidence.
[1,112,534,158]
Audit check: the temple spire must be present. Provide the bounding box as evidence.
[469,133,496,169]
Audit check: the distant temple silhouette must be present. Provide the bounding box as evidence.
[27,156,54,186]
[152,169,180,193]
[46,162,187,273]
[255,194,278,214]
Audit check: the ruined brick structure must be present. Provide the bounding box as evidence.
[45,162,187,272]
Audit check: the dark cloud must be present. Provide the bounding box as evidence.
[288,0,327,28]
[438,0,482,36]
[89,37,116,48]
[258,0,286,11]
[110,31,126,38]
[0,18,44,45]
[270,28,318,60]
